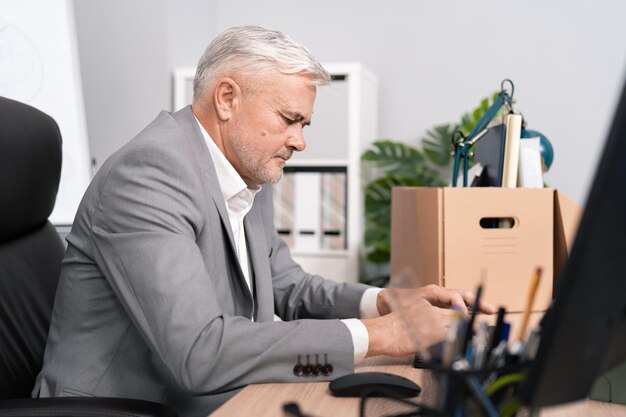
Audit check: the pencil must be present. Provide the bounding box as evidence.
[516,266,543,342]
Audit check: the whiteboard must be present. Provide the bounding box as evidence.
[0,0,92,225]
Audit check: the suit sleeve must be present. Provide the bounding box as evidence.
[252,187,372,321]
[88,140,358,395]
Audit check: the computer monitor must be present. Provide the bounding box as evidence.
[519,72,626,406]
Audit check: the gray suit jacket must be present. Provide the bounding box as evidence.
[33,106,370,417]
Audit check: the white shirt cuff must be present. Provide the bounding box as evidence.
[360,288,383,319]
[341,318,369,364]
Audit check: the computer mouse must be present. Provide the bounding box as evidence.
[328,371,421,398]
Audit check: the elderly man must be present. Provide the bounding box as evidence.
[34,26,492,417]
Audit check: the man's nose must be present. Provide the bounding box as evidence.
[287,128,306,152]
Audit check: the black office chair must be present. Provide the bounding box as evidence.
[0,96,177,417]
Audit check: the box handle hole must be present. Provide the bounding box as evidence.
[479,217,516,229]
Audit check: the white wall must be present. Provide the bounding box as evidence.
[74,0,626,204]
[72,0,215,168]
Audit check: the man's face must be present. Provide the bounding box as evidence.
[224,71,316,186]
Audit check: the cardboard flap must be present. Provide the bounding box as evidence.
[390,187,443,288]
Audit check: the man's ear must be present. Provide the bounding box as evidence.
[214,78,240,121]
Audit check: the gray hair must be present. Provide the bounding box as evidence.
[192,25,330,102]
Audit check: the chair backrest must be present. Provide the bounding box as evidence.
[0,97,66,399]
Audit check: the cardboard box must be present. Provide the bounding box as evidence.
[390,187,580,313]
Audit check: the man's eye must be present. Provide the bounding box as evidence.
[281,115,296,125]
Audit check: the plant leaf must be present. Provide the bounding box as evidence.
[422,123,456,167]
[362,140,424,178]
[366,249,391,264]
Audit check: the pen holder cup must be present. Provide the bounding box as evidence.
[414,356,532,417]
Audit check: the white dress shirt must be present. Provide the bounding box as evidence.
[194,116,381,362]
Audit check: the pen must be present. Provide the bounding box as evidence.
[488,307,506,353]
[462,283,483,357]
[516,266,543,342]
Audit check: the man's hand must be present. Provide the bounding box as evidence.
[363,285,495,358]
[363,297,450,357]
[376,285,496,316]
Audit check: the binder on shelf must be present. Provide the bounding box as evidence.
[293,172,322,251]
[273,172,295,247]
[272,167,347,252]
[320,172,347,250]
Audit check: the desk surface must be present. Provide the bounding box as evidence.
[210,356,626,417]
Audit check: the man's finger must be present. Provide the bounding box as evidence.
[461,289,496,314]
[448,292,469,314]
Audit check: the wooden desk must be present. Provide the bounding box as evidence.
[210,356,626,417]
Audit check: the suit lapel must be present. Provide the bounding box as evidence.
[173,107,236,249]
[172,106,254,318]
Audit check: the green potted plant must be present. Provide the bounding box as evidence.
[360,93,500,286]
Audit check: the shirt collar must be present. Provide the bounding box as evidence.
[194,116,261,212]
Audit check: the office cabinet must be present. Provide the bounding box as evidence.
[273,63,378,283]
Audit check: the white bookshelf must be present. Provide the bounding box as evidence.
[275,63,378,284]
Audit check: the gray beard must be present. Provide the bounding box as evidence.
[230,134,290,185]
